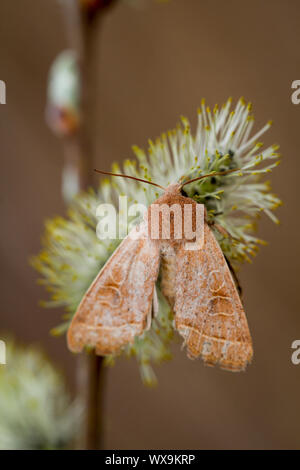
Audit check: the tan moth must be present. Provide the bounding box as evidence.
[67,169,253,372]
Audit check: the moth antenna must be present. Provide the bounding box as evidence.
[94,169,166,191]
[180,168,241,189]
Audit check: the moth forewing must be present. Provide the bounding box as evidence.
[67,222,160,355]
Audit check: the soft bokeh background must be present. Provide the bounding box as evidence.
[0,0,299,449]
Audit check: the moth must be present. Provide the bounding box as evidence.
[68,169,253,371]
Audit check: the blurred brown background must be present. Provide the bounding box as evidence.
[0,0,299,449]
